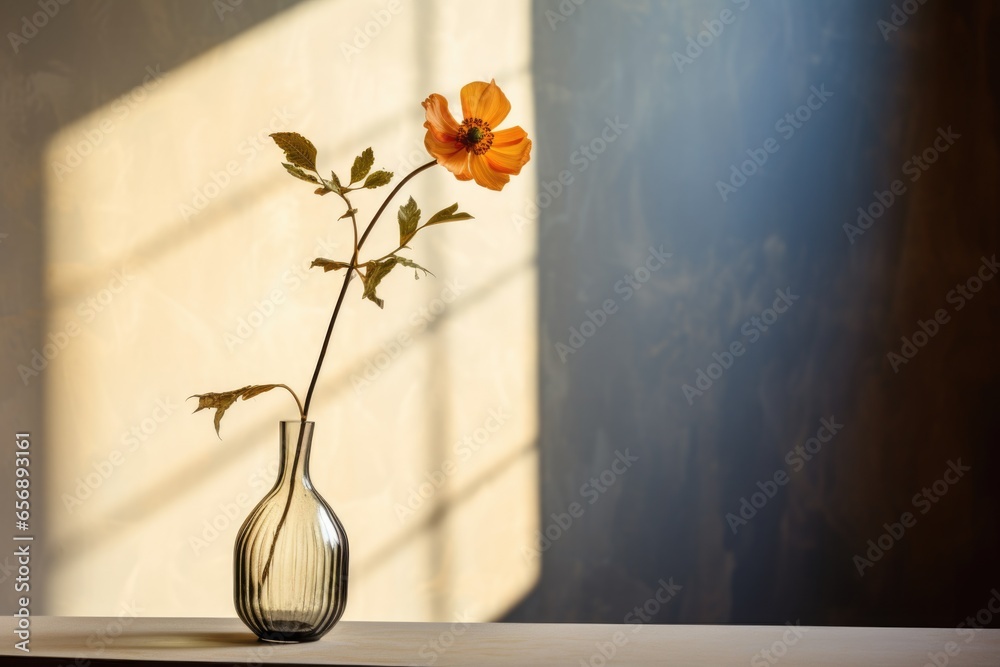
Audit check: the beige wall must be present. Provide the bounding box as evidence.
[1,0,538,621]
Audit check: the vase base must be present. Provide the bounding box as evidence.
[255,620,326,643]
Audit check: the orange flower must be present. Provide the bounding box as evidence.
[422,80,532,191]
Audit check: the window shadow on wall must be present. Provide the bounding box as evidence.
[0,0,306,614]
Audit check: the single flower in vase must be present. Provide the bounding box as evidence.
[189,80,530,643]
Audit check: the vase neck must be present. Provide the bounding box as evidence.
[278,420,313,488]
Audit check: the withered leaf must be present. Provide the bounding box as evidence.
[398,197,420,247]
[395,256,433,279]
[425,203,474,227]
[311,258,352,273]
[327,171,343,195]
[190,384,287,437]
[271,132,318,172]
[240,384,283,400]
[339,208,358,220]
[283,162,320,184]
[350,148,374,185]
[363,170,393,189]
[361,258,400,309]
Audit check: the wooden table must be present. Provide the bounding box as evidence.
[1,617,998,665]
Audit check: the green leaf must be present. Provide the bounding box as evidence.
[397,197,421,246]
[363,170,393,189]
[395,256,433,279]
[311,258,352,273]
[271,133,318,172]
[282,162,320,184]
[361,258,400,309]
[426,203,474,227]
[339,208,358,220]
[190,384,284,437]
[350,148,374,185]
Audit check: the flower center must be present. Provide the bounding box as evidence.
[457,118,494,155]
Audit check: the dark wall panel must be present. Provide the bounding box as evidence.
[510,0,1000,626]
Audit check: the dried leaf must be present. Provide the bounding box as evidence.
[283,162,320,184]
[361,258,400,309]
[311,258,352,273]
[395,256,433,279]
[315,187,331,196]
[350,147,374,185]
[398,197,420,247]
[241,384,283,400]
[190,384,286,437]
[363,170,393,189]
[271,132,318,172]
[426,203,474,227]
[328,171,343,194]
[339,208,358,220]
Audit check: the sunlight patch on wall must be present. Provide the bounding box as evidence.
[42,0,538,621]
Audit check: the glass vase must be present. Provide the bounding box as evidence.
[234,420,349,642]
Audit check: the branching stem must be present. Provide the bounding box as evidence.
[260,159,437,587]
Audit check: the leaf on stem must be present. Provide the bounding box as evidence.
[360,258,400,309]
[350,148,374,185]
[283,163,320,184]
[363,170,393,189]
[311,258,352,273]
[327,171,343,194]
[395,256,433,279]
[339,208,358,220]
[398,196,420,246]
[425,203,474,227]
[271,133,318,172]
[190,384,287,437]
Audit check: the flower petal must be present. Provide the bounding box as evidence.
[425,132,472,180]
[470,154,510,191]
[422,94,461,142]
[485,127,531,175]
[492,125,529,148]
[460,80,511,128]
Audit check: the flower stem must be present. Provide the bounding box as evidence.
[259,158,437,587]
[274,384,305,420]
[301,159,436,418]
[259,423,305,587]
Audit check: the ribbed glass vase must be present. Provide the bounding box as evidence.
[234,420,349,642]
